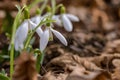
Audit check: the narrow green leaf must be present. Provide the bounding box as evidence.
[36,52,44,72]
[0,73,9,80]
[10,6,25,80]
[28,0,43,10]
[0,55,9,59]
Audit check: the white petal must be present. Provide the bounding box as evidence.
[15,20,28,42]
[14,41,24,51]
[51,28,68,46]
[14,20,29,51]
[30,15,41,25]
[61,14,73,32]
[14,40,19,51]
[36,27,43,37]
[52,15,63,27]
[28,20,43,37]
[42,13,51,18]
[49,27,53,41]
[66,14,79,22]
[40,28,49,51]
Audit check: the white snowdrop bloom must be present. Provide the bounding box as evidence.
[61,14,73,32]
[31,15,41,25]
[40,27,67,51]
[28,20,43,37]
[31,13,50,26]
[14,20,29,51]
[53,14,79,32]
[52,15,62,27]
[14,41,24,51]
[14,19,43,51]
[66,14,79,22]
[40,28,49,52]
[51,28,67,46]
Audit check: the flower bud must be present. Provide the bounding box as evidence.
[46,23,51,27]
[60,6,66,14]
[46,5,51,12]
[36,8,41,15]
[24,8,30,19]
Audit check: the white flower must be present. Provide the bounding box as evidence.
[14,20,29,51]
[53,14,79,32]
[14,19,43,51]
[65,14,79,22]
[30,13,50,25]
[40,27,67,51]
[61,14,73,32]
[52,15,62,26]
[40,28,49,52]
[31,15,41,25]
[28,20,43,37]
[51,28,67,46]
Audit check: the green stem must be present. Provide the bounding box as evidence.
[28,0,43,10]
[51,0,56,15]
[40,0,48,15]
[24,32,33,49]
[55,4,63,10]
[36,51,44,72]
[10,44,14,80]
[9,20,18,80]
[9,6,25,80]
[50,0,56,18]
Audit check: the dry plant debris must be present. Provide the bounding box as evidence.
[12,52,38,80]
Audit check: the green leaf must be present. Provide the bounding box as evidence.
[9,6,25,80]
[10,5,25,44]
[0,69,6,75]
[0,73,9,80]
[15,5,21,11]
[28,0,43,10]
[0,55,9,59]
[36,51,44,72]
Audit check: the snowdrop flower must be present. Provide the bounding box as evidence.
[65,14,79,22]
[53,14,79,32]
[31,13,50,25]
[52,15,62,27]
[40,27,67,51]
[14,20,29,51]
[28,20,43,37]
[40,28,49,52]
[14,19,43,51]
[31,15,41,25]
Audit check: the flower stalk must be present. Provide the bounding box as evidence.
[10,6,25,80]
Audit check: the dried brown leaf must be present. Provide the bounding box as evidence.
[66,66,111,80]
[12,52,37,80]
[112,59,120,80]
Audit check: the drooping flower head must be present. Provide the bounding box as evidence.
[39,25,67,52]
[52,6,79,32]
[14,19,43,51]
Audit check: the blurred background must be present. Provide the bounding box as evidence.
[0,0,119,33]
[0,0,120,57]
[0,0,120,79]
